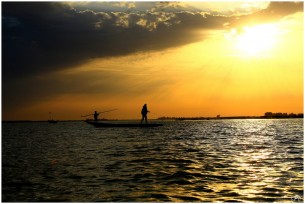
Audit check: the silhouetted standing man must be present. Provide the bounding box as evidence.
[141,104,149,124]
[94,111,99,121]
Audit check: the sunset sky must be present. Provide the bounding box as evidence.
[2,1,303,120]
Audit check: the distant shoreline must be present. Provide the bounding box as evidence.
[159,112,304,121]
[159,116,303,121]
[2,116,303,123]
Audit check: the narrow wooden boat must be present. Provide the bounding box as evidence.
[85,120,163,127]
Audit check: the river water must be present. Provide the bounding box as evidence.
[2,119,303,202]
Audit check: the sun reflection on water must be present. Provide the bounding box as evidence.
[2,119,303,202]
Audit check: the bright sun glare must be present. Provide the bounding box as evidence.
[228,24,280,57]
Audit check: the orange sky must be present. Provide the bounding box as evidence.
[2,2,303,120]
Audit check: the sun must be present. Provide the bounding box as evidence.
[228,23,280,57]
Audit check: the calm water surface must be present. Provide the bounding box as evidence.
[2,119,303,202]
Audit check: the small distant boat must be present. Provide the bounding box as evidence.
[85,120,162,128]
[48,112,58,123]
[48,120,58,124]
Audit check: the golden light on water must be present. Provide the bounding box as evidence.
[2,2,304,203]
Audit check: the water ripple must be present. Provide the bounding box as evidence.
[2,119,303,202]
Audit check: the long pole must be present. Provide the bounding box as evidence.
[81,108,118,117]
[98,108,118,114]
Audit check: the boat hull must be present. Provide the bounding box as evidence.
[85,120,163,127]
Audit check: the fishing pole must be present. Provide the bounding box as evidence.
[81,108,118,117]
[98,108,118,114]
[149,112,162,119]
[81,114,93,117]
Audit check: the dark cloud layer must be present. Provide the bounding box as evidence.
[2,2,303,79]
[2,2,206,79]
[2,2,303,117]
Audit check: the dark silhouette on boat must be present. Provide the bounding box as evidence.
[141,104,149,124]
[84,105,162,127]
[81,109,117,121]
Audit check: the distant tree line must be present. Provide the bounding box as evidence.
[158,112,304,120]
[264,112,303,118]
[158,116,261,120]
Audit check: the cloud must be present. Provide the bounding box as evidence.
[228,1,303,27]
[2,2,303,118]
[3,2,201,78]
[3,2,303,79]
